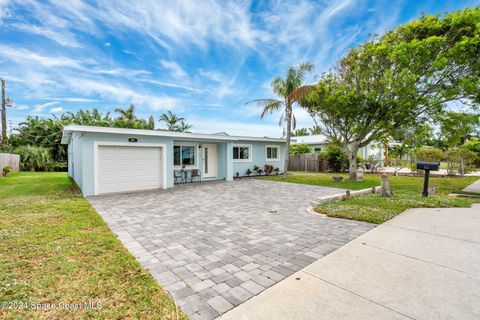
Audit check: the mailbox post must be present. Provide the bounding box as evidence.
[416,161,440,197]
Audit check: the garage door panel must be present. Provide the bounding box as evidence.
[98,146,163,194]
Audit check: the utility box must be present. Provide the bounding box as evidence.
[416,161,440,171]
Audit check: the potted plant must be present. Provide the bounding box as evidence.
[264,164,274,175]
[245,168,252,177]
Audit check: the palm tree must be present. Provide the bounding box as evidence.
[248,62,314,178]
[175,120,192,132]
[114,104,137,121]
[159,110,185,131]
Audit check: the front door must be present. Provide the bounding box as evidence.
[203,144,217,178]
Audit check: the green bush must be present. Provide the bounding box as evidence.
[15,145,54,171]
[464,138,480,167]
[320,144,349,173]
[289,144,312,154]
[445,147,478,175]
[415,146,444,162]
[2,166,13,176]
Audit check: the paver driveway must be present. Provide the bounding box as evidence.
[89,179,374,320]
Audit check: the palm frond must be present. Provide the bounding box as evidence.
[246,99,284,119]
[289,84,316,102]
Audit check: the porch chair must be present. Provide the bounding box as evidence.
[189,169,201,183]
[174,170,185,184]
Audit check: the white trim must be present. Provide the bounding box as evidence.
[61,125,288,144]
[93,141,168,196]
[173,142,199,169]
[233,144,252,162]
[265,145,281,161]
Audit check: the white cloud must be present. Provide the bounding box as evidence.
[40,97,99,102]
[0,44,87,69]
[61,76,181,111]
[159,60,188,79]
[50,106,66,113]
[11,23,81,47]
[33,101,59,112]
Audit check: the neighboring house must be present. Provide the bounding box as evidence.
[292,134,384,159]
[61,125,286,196]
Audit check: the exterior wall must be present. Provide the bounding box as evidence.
[232,141,285,176]
[68,132,286,196]
[72,132,174,196]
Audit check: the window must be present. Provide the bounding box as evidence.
[266,145,280,160]
[314,147,322,152]
[174,145,196,166]
[233,145,251,161]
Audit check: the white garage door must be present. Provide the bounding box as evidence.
[98,146,163,194]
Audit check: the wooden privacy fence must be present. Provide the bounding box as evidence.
[288,153,328,172]
[0,153,20,173]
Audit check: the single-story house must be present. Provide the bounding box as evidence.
[61,125,286,196]
[292,134,384,159]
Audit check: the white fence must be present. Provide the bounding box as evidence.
[0,153,20,173]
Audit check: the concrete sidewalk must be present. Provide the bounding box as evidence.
[463,178,480,193]
[220,204,480,320]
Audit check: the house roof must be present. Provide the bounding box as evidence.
[61,125,289,144]
[291,134,328,145]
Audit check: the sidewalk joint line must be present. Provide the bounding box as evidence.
[303,270,416,320]
[363,243,480,279]
[381,224,479,245]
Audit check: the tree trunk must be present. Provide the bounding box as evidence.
[283,102,292,178]
[381,174,393,197]
[348,144,360,180]
[383,141,389,167]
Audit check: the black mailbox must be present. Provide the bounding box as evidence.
[416,161,440,197]
[416,161,440,171]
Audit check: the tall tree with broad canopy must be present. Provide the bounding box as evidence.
[438,111,480,146]
[302,7,480,179]
[248,62,314,178]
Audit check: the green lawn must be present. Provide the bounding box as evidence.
[0,172,186,320]
[261,172,480,224]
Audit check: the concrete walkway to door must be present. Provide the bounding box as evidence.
[221,204,480,320]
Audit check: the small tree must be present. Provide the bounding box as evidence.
[445,147,477,176]
[289,144,312,154]
[320,144,349,173]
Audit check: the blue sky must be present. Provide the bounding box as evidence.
[0,0,478,137]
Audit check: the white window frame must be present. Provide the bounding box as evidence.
[174,143,198,169]
[265,145,280,161]
[233,144,252,162]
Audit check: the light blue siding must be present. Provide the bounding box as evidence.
[67,131,285,196]
[232,141,285,176]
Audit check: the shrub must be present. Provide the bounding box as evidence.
[289,144,312,154]
[415,146,444,162]
[264,164,274,175]
[445,147,478,175]
[245,168,252,176]
[2,166,12,176]
[464,138,480,167]
[320,144,349,173]
[15,145,54,171]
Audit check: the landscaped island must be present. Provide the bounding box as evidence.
[261,172,479,224]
